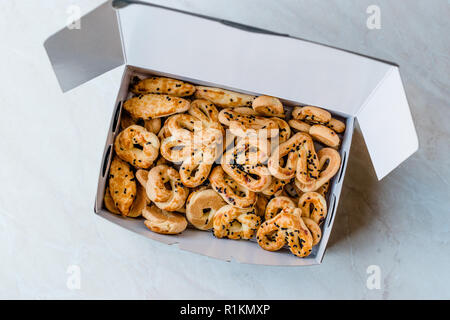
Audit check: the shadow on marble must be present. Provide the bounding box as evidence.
[327,127,380,249]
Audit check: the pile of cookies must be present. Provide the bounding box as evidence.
[104,76,344,258]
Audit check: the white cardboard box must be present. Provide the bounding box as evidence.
[44,0,418,266]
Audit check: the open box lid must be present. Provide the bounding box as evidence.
[44,0,418,179]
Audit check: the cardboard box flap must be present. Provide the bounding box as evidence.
[356,67,418,180]
[44,1,124,92]
[117,2,392,116]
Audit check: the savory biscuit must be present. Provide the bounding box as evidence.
[256,210,313,258]
[209,166,257,208]
[194,86,256,108]
[309,124,340,148]
[213,205,261,240]
[186,189,226,230]
[142,205,188,234]
[123,94,190,119]
[131,76,195,97]
[108,156,137,215]
[114,125,160,169]
[297,191,327,225]
[252,96,284,117]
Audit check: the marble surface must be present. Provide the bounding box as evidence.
[0,0,449,299]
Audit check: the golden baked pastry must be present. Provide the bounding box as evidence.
[104,75,347,257]
[327,118,345,133]
[271,117,291,143]
[253,194,268,217]
[194,86,255,108]
[265,196,296,220]
[144,118,162,135]
[188,99,222,130]
[288,119,311,133]
[316,180,330,198]
[309,124,340,148]
[295,147,340,192]
[123,94,190,119]
[261,177,290,197]
[120,111,161,134]
[256,210,313,258]
[232,107,257,115]
[252,96,284,117]
[213,205,261,240]
[221,143,272,193]
[108,156,137,215]
[144,165,188,211]
[186,189,226,230]
[297,191,328,225]
[160,136,193,163]
[104,186,120,215]
[302,217,322,246]
[142,205,188,234]
[131,76,195,97]
[268,132,318,181]
[114,125,160,169]
[165,113,199,140]
[127,184,148,218]
[179,147,216,188]
[228,115,278,138]
[292,106,331,125]
[209,166,257,208]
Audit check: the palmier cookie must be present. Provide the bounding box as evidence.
[309,125,340,148]
[256,210,313,258]
[294,137,321,191]
[188,99,221,127]
[213,205,261,240]
[194,86,256,108]
[295,147,340,192]
[186,189,226,230]
[142,205,187,235]
[131,76,195,97]
[115,125,160,169]
[108,156,136,215]
[209,166,257,208]
[123,94,190,119]
[221,146,272,192]
[292,106,331,125]
[166,113,198,140]
[265,196,296,221]
[144,165,188,211]
[298,192,327,225]
[268,132,318,181]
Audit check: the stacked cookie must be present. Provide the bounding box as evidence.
[104,76,345,258]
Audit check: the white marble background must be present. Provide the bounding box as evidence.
[0,0,449,299]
